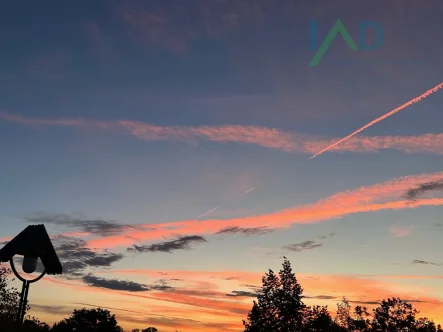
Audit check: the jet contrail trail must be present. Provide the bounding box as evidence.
[235,186,256,198]
[310,81,443,159]
[196,206,221,220]
[197,81,443,218]
[196,187,257,220]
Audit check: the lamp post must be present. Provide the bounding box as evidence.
[0,225,62,327]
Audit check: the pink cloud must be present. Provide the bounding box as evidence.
[2,111,443,156]
[84,171,443,249]
[390,225,414,237]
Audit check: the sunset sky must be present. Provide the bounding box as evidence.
[1,1,443,331]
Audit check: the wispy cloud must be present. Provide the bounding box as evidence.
[82,22,114,60]
[225,290,260,298]
[30,304,73,316]
[318,232,335,240]
[404,180,443,200]
[3,112,443,156]
[50,236,123,277]
[24,212,141,237]
[127,235,207,253]
[390,225,414,237]
[116,0,266,53]
[86,171,443,249]
[306,295,338,300]
[82,274,150,292]
[283,240,322,253]
[215,226,274,236]
[412,260,442,267]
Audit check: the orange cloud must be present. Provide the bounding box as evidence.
[2,111,443,155]
[85,171,443,249]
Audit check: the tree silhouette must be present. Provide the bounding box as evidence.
[244,258,443,332]
[415,317,438,332]
[335,297,371,332]
[51,308,123,332]
[131,327,158,332]
[372,298,418,332]
[3,257,443,332]
[304,305,342,332]
[22,317,51,331]
[1,267,22,317]
[0,267,30,330]
[243,257,308,332]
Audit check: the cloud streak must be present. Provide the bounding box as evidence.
[390,226,413,237]
[310,80,443,159]
[82,274,150,292]
[50,236,124,277]
[283,240,322,253]
[25,213,143,237]
[86,171,443,249]
[215,226,274,236]
[412,260,442,267]
[404,180,443,200]
[3,112,443,156]
[225,290,260,298]
[127,235,207,253]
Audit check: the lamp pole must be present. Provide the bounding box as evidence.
[9,258,46,327]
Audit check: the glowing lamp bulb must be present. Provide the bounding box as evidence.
[22,256,38,273]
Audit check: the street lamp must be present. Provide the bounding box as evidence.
[0,225,62,327]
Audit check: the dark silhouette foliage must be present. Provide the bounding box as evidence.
[0,267,29,321]
[22,317,51,332]
[50,308,123,332]
[2,258,443,332]
[243,258,443,332]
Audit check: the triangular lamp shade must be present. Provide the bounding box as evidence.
[0,225,62,275]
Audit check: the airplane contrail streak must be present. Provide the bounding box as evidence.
[196,81,443,219]
[309,81,443,159]
[196,187,257,220]
[196,206,221,220]
[235,186,256,198]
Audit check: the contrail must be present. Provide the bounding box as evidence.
[196,81,443,218]
[196,187,257,220]
[196,206,221,219]
[310,81,443,159]
[235,186,256,198]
